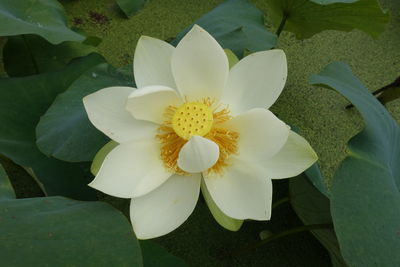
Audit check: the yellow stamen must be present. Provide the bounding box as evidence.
[157,99,239,175]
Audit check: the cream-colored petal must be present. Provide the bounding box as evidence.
[126,85,182,124]
[130,173,201,239]
[266,131,318,179]
[89,140,171,198]
[204,158,272,220]
[133,36,176,89]
[171,25,229,101]
[177,136,219,173]
[225,108,289,161]
[83,86,157,143]
[222,49,287,115]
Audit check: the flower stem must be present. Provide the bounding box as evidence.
[346,76,400,109]
[227,223,333,257]
[275,13,288,37]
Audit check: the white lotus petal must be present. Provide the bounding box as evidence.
[225,108,289,162]
[222,49,287,115]
[126,85,182,124]
[134,36,176,89]
[89,140,171,198]
[266,131,318,179]
[130,174,201,239]
[83,86,157,143]
[171,25,229,101]
[204,158,272,220]
[177,136,219,173]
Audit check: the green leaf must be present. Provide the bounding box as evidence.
[91,141,119,176]
[310,62,400,266]
[0,196,142,266]
[116,0,146,17]
[266,0,389,39]
[200,178,243,231]
[36,63,134,162]
[0,163,15,199]
[289,175,348,267]
[0,53,104,199]
[0,0,84,44]
[140,241,187,267]
[3,35,97,77]
[172,0,277,57]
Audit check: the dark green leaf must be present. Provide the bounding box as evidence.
[172,0,277,57]
[0,53,104,199]
[266,0,389,39]
[116,0,146,17]
[310,62,400,267]
[0,0,84,44]
[0,196,142,266]
[289,175,348,267]
[36,63,134,162]
[3,35,97,77]
[0,163,15,199]
[140,240,186,267]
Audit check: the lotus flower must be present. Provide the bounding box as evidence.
[83,25,317,239]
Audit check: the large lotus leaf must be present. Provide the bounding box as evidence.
[290,174,348,267]
[172,0,277,57]
[36,63,134,162]
[0,53,104,199]
[3,34,97,77]
[0,0,84,44]
[140,241,187,267]
[310,62,400,267]
[0,169,142,266]
[266,0,389,39]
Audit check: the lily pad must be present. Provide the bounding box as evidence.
[36,63,134,162]
[266,0,389,39]
[0,171,142,266]
[0,0,84,44]
[0,53,104,199]
[140,240,187,267]
[290,174,348,267]
[310,62,400,267]
[3,34,97,77]
[172,0,277,57]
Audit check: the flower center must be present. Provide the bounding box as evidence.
[157,99,239,175]
[171,102,213,140]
